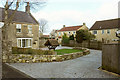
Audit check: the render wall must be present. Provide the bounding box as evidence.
[102,43,120,74]
[90,29,119,42]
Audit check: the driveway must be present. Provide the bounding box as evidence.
[7,47,119,78]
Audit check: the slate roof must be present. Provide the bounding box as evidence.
[58,25,82,32]
[44,39,59,46]
[90,18,120,30]
[0,7,39,24]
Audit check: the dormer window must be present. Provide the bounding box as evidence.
[16,24,21,33]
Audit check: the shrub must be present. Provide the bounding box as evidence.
[76,30,95,43]
[12,47,54,55]
[62,33,69,44]
[69,34,74,40]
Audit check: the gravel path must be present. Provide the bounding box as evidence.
[7,49,119,78]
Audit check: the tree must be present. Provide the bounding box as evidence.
[69,34,74,40]
[62,33,69,44]
[38,18,48,33]
[76,30,95,43]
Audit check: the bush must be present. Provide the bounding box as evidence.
[12,47,54,55]
[76,30,95,43]
[69,34,74,40]
[62,33,69,44]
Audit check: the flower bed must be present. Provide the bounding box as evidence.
[3,47,90,63]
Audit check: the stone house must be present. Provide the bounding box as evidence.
[0,5,39,49]
[90,18,119,43]
[56,23,88,43]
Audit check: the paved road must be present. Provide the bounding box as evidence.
[7,49,119,78]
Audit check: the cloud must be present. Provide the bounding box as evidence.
[32,0,119,34]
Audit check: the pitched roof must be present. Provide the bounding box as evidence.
[44,39,59,46]
[58,25,82,32]
[0,7,39,24]
[90,18,120,30]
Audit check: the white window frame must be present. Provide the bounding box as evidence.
[17,38,32,48]
[16,24,22,33]
[28,25,32,34]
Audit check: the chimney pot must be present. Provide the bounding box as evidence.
[83,23,86,25]
[63,25,65,28]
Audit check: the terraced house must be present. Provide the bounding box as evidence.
[90,18,119,43]
[56,23,88,43]
[0,5,39,49]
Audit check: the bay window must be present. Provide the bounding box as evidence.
[17,38,32,48]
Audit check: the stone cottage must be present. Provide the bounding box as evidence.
[0,5,39,49]
[56,23,88,43]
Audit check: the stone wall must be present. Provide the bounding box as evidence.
[3,48,90,63]
[102,43,120,74]
[39,39,47,47]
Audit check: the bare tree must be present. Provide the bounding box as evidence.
[38,18,48,33]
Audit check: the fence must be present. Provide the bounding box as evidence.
[62,40,102,50]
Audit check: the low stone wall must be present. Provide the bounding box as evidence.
[3,48,90,63]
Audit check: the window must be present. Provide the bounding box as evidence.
[17,38,32,48]
[107,30,110,34]
[102,30,104,34]
[28,25,32,33]
[16,24,21,33]
[59,32,61,36]
[93,30,97,34]
[73,32,75,35]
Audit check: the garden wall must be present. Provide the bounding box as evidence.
[68,40,102,50]
[3,48,90,63]
[102,43,120,74]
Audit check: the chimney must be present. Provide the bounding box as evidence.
[26,2,30,13]
[63,25,65,28]
[83,23,86,26]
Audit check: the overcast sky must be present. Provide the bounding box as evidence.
[32,0,119,34]
[0,0,119,34]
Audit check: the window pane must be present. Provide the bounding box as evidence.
[93,31,97,34]
[28,25,32,33]
[16,24,21,33]
[102,30,104,34]
[22,39,25,47]
[18,39,21,47]
[26,39,28,47]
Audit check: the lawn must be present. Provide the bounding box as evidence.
[55,49,83,55]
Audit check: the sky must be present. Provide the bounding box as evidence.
[32,0,119,35]
[0,0,119,34]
